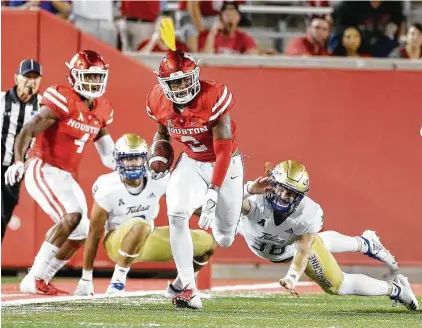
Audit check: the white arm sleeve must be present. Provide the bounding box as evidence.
[94,134,115,170]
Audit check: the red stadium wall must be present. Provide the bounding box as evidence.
[2,10,422,270]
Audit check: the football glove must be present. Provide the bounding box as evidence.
[198,188,218,230]
[4,161,24,186]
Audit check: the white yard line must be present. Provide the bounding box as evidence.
[2,281,317,306]
[211,281,315,292]
[1,290,165,306]
[2,293,33,298]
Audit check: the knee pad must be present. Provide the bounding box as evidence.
[212,229,235,248]
[69,216,89,240]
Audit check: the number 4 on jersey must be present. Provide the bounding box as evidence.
[75,133,90,153]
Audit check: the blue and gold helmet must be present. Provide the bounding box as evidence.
[265,160,310,215]
[114,134,148,180]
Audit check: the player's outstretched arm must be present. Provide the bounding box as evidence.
[83,201,107,272]
[209,114,232,192]
[279,232,317,296]
[94,128,115,170]
[75,201,107,296]
[4,107,58,186]
[14,107,58,163]
[153,123,171,142]
[241,177,272,215]
[198,115,233,230]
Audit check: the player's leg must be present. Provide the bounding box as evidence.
[43,179,90,284]
[171,229,217,296]
[213,154,244,247]
[22,160,88,294]
[104,218,153,294]
[140,227,217,297]
[21,159,64,293]
[318,230,398,271]
[304,236,419,310]
[43,239,84,284]
[166,154,208,308]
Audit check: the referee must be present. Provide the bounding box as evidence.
[1,59,43,242]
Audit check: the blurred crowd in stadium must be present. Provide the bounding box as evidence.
[2,1,422,58]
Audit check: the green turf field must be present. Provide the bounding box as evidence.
[1,276,21,284]
[2,293,421,328]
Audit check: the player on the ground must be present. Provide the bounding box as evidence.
[145,51,243,309]
[237,160,418,311]
[4,50,116,295]
[74,133,216,296]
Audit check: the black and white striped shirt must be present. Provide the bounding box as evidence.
[0,87,42,167]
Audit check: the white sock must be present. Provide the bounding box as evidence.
[172,272,198,290]
[338,272,391,296]
[43,258,69,283]
[110,264,130,284]
[357,236,370,254]
[169,215,196,290]
[172,275,183,290]
[319,231,362,253]
[31,242,59,280]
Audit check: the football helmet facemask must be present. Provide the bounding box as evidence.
[156,51,200,104]
[114,134,148,180]
[66,50,108,99]
[265,160,310,215]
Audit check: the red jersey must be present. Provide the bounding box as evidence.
[284,36,329,56]
[179,0,220,17]
[31,85,114,173]
[398,47,422,59]
[179,0,245,16]
[120,1,160,22]
[198,29,257,54]
[146,81,237,162]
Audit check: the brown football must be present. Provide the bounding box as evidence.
[147,140,174,173]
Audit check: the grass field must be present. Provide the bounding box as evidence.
[2,292,422,328]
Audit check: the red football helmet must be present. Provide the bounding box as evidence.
[65,50,109,99]
[156,51,200,104]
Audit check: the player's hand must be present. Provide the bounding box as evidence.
[144,162,169,180]
[4,161,25,186]
[248,176,273,195]
[279,277,299,297]
[74,279,94,296]
[152,170,169,180]
[199,188,218,230]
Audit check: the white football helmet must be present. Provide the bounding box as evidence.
[114,134,148,180]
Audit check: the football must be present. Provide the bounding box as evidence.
[147,140,174,173]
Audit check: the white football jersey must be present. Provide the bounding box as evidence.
[92,171,169,232]
[238,191,324,262]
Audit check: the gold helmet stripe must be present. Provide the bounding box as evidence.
[122,133,148,150]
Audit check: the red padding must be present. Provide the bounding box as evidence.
[211,139,232,187]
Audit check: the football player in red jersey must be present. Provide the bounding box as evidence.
[4,50,116,295]
[145,51,243,309]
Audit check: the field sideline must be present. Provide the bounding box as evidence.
[2,278,422,328]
